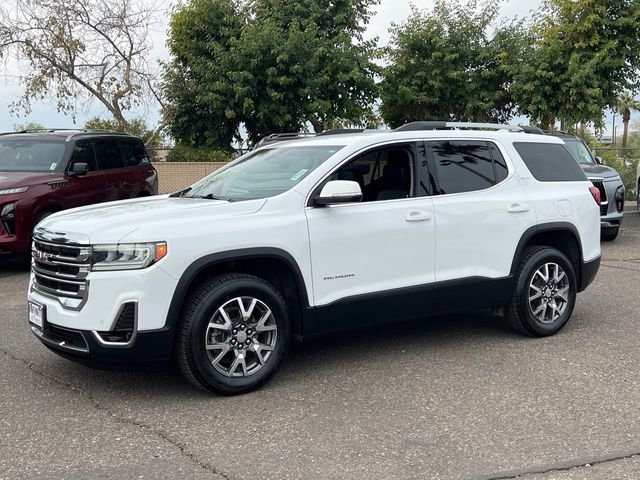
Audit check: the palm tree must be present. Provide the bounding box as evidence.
[617,92,640,148]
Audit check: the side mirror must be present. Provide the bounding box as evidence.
[595,156,604,165]
[69,162,88,177]
[314,180,363,206]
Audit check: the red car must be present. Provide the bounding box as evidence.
[0,129,158,258]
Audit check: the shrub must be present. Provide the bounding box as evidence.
[595,149,639,200]
[165,148,231,163]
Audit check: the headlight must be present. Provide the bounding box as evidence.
[91,242,167,271]
[0,186,28,195]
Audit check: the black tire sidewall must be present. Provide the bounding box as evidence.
[516,249,577,336]
[188,278,290,393]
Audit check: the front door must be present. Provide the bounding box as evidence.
[305,142,436,334]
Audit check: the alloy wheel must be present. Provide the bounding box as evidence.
[205,296,278,378]
[528,263,570,324]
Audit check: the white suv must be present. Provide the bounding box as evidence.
[28,123,602,395]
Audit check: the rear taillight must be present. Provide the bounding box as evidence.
[589,186,601,206]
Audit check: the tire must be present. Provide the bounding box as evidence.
[601,227,619,242]
[176,273,290,395]
[33,210,53,230]
[636,182,639,214]
[504,247,577,337]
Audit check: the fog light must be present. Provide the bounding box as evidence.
[0,203,16,235]
[615,186,625,213]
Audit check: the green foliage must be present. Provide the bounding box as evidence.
[84,117,162,147]
[379,0,527,128]
[163,0,379,148]
[509,0,640,128]
[593,149,639,200]
[13,121,45,132]
[165,148,231,163]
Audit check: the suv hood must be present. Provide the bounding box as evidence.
[38,195,267,244]
[580,164,620,180]
[0,171,62,189]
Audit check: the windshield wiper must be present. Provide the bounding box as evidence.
[170,187,191,198]
[187,193,233,202]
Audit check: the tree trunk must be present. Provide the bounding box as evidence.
[310,117,324,134]
[622,108,631,148]
[578,123,585,138]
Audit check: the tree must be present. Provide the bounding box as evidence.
[617,92,640,148]
[13,121,44,132]
[0,0,165,142]
[509,0,640,128]
[162,0,379,148]
[379,0,527,128]
[84,117,162,148]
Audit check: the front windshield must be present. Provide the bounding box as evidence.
[563,139,595,165]
[183,145,344,201]
[0,140,67,172]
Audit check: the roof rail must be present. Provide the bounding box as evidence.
[0,128,118,136]
[316,128,367,136]
[395,121,524,132]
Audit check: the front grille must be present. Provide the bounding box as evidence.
[32,237,91,310]
[589,179,608,217]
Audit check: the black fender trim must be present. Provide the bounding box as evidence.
[510,222,585,286]
[165,248,314,338]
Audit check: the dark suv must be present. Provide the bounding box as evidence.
[0,129,158,257]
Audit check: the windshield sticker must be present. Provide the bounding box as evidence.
[49,163,57,170]
[290,169,308,181]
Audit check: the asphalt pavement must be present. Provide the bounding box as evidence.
[1,207,639,480]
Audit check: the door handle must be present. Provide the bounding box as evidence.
[405,211,432,222]
[508,203,530,213]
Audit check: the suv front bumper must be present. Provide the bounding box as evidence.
[28,263,179,365]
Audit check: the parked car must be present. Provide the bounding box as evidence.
[540,130,625,241]
[636,160,640,213]
[0,129,158,258]
[28,122,601,395]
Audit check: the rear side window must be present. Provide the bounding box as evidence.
[490,144,508,183]
[69,142,97,172]
[120,140,149,167]
[514,143,587,182]
[430,141,497,195]
[94,140,125,170]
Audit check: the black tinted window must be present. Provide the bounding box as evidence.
[94,140,125,170]
[431,141,496,194]
[120,140,149,167]
[69,142,97,172]
[490,143,508,183]
[514,143,587,182]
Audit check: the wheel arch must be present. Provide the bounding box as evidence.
[166,248,313,340]
[511,223,585,290]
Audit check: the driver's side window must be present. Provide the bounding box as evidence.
[329,144,415,202]
[69,142,98,172]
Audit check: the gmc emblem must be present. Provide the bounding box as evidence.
[32,250,53,264]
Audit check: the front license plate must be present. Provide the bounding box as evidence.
[28,301,45,329]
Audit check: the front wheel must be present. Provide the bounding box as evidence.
[504,247,577,337]
[176,273,290,395]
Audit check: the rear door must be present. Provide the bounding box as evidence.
[427,140,537,310]
[119,139,156,197]
[93,139,129,201]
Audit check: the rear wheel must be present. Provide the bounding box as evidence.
[176,273,290,395]
[504,247,577,337]
[636,181,639,213]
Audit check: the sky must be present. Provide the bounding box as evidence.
[0,0,630,136]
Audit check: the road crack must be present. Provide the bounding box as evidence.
[478,450,640,480]
[0,348,231,480]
